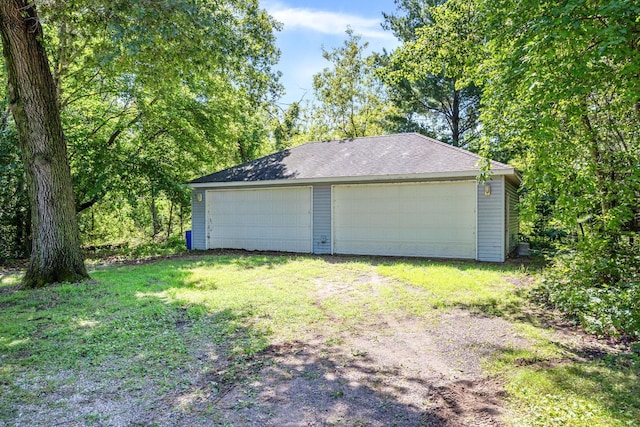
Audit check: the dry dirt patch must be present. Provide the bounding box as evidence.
[208,273,529,427]
[4,268,530,427]
[215,314,522,427]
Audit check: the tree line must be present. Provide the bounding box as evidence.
[1,0,638,336]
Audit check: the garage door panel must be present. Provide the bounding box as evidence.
[208,187,312,253]
[333,182,476,259]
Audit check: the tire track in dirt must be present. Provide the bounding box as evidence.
[213,270,529,426]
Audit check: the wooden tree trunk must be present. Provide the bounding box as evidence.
[451,88,461,147]
[0,0,88,287]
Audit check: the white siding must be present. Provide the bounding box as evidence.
[506,180,519,254]
[313,185,332,254]
[191,191,207,250]
[333,181,476,258]
[477,177,505,262]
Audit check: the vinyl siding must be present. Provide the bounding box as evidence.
[477,177,505,262]
[506,180,519,254]
[313,185,332,254]
[191,191,207,250]
[194,176,512,261]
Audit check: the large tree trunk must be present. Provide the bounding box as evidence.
[13,176,28,257]
[0,0,88,287]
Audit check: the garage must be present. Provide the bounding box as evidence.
[333,181,477,258]
[190,133,520,262]
[207,186,312,253]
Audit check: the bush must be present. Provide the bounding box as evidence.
[84,236,188,262]
[533,236,640,338]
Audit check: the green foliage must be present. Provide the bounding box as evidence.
[416,0,640,336]
[77,192,190,247]
[0,109,28,261]
[271,102,302,150]
[474,0,640,338]
[310,28,395,139]
[475,0,640,236]
[1,0,283,253]
[55,0,281,205]
[534,237,640,338]
[83,236,188,263]
[379,0,481,147]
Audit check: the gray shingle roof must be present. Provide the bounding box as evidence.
[190,133,513,184]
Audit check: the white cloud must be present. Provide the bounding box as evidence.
[267,4,395,41]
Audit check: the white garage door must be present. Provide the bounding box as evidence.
[333,181,476,258]
[207,187,312,253]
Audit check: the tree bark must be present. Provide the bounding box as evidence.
[451,88,460,147]
[0,0,88,287]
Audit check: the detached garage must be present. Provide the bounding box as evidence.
[189,133,520,262]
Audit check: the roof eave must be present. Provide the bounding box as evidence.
[188,168,517,189]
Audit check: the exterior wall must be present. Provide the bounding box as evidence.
[191,190,207,250]
[505,180,519,254]
[312,185,332,254]
[194,175,516,261]
[477,176,505,262]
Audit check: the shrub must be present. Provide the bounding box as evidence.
[534,236,640,338]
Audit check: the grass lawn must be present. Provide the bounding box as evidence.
[0,253,638,426]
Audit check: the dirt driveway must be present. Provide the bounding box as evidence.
[153,272,530,427]
[8,261,599,427]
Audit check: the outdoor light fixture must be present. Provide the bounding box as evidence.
[196,193,203,202]
[484,183,491,196]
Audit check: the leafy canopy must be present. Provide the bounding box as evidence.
[416,0,640,336]
[381,0,481,147]
[310,28,394,139]
[0,0,283,248]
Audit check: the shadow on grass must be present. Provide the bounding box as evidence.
[541,352,640,412]
[0,253,492,426]
[493,345,640,425]
[2,252,636,425]
[0,259,278,425]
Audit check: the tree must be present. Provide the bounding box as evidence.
[1,0,282,251]
[50,0,282,215]
[0,0,88,287]
[381,0,481,147]
[469,0,640,244]
[419,0,640,335]
[272,102,302,150]
[311,29,393,139]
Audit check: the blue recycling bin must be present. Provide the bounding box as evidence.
[185,230,192,250]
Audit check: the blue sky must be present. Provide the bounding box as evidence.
[263,0,401,106]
